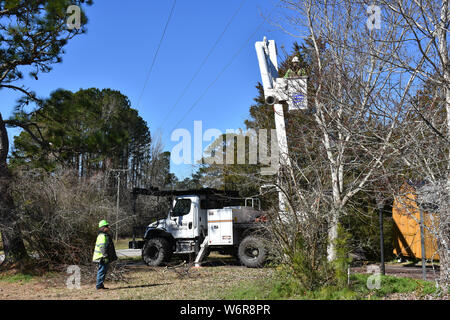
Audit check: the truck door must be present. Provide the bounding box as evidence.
[168,197,196,239]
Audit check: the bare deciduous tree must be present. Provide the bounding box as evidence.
[372,0,449,290]
[9,169,115,266]
[276,0,414,262]
[273,0,449,289]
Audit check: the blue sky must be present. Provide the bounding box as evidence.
[1,0,300,180]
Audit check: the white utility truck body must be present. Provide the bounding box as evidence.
[130,188,268,268]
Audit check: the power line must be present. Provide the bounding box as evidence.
[158,0,247,129]
[108,168,130,242]
[136,0,177,108]
[167,18,267,135]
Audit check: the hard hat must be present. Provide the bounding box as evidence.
[98,220,109,228]
[292,56,300,63]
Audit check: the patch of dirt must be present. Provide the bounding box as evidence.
[351,263,441,282]
[0,254,272,300]
[383,292,449,300]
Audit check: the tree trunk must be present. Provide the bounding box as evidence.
[438,227,449,291]
[439,0,449,291]
[0,113,28,264]
[327,210,339,261]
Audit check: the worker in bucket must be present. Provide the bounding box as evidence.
[284,56,307,78]
[92,220,117,290]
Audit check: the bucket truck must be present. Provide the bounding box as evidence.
[128,37,306,269]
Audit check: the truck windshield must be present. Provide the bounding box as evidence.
[171,199,192,217]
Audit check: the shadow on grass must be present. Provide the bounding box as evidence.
[166,252,241,268]
[109,283,172,290]
[200,258,241,267]
[117,252,244,268]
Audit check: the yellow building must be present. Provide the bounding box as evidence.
[392,182,439,261]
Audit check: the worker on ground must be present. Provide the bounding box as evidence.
[92,220,117,290]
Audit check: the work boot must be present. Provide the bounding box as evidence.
[96,285,109,290]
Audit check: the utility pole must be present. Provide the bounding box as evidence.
[377,197,385,275]
[419,207,427,281]
[109,168,129,243]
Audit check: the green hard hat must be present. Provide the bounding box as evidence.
[98,220,109,228]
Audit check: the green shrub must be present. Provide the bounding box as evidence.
[224,272,438,300]
[332,224,353,287]
[341,198,395,262]
[284,236,332,291]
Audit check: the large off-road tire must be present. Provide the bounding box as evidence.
[238,236,267,268]
[142,237,172,266]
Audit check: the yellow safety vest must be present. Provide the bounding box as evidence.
[92,233,108,263]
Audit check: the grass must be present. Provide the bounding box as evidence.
[114,237,133,250]
[0,273,35,284]
[224,273,439,300]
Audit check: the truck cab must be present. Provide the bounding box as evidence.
[142,194,208,252]
[166,195,207,241]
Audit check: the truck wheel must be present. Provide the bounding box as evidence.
[142,238,172,266]
[238,236,267,268]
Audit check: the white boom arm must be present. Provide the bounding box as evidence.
[255,37,308,212]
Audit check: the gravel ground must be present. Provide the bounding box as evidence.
[383,292,449,300]
[351,263,441,282]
